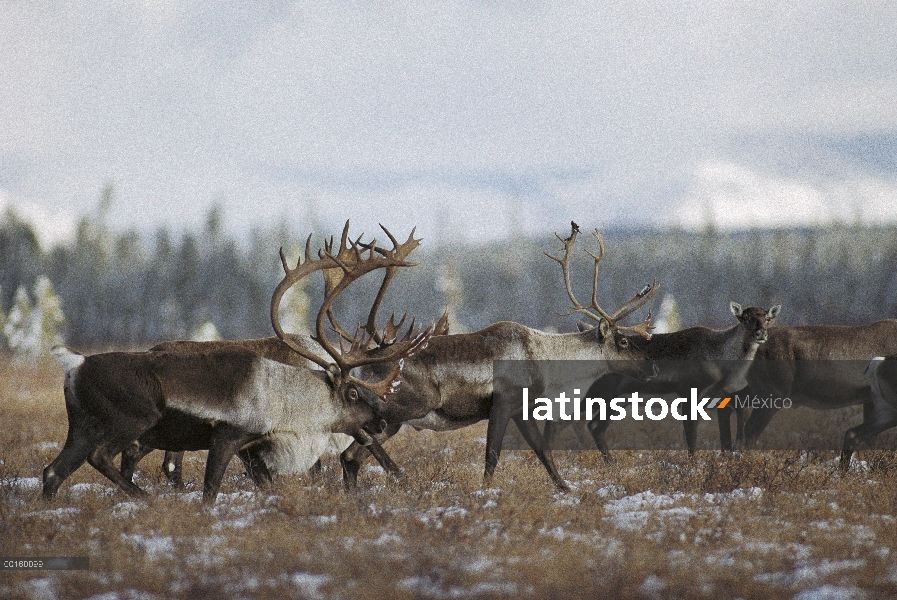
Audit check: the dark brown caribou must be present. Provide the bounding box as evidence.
[733,319,897,453]
[562,301,780,457]
[44,223,433,503]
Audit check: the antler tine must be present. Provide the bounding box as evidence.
[402,316,417,342]
[382,313,398,345]
[382,312,409,345]
[343,320,434,369]
[434,308,450,336]
[616,310,655,339]
[322,224,369,342]
[380,223,400,249]
[610,278,659,322]
[586,229,606,310]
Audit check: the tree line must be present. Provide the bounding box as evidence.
[2,205,897,351]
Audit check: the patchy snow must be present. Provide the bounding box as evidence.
[420,506,470,528]
[33,441,61,452]
[638,574,667,599]
[84,591,161,600]
[308,515,338,525]
[69,482,115,498]
[111,502,146,518]
[289,572,331,600]
[553,493,580,506]
[363,465,386,476]
[605,490,682,513]
[371,532,404,546]
[121,534,175,560]
[754,559,867,588]
[212,514,257,530]
[22,577,57,600]
[602,488,765,532]
[596,484,626,499]
[4,476,41,491]
[461,557,495,574]
[399,575,523,598]
[791,584,868,600]
[22,507,81,519]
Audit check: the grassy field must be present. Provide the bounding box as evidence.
[2,356,896,599]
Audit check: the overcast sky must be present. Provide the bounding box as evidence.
[2,1,896,247]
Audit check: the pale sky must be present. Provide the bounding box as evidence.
[2,1,896,247]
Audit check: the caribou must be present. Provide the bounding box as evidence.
[43,224,433,504]
[123,225,450,488]
[337,223,659,491]
[120,334,403,488]
[732,319,897,453]
[563,301,780,457]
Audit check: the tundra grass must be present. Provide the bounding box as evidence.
[1,356,896,599]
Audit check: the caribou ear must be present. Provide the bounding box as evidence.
[729,301,743,318]
[325,365,340,386]
[768,305,782,319]
[597,319,612,341]
[577,321,595,332]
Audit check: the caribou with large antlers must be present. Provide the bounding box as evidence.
[43,223,433,504]
[337,222,658,491]
[124,223,443,487]
[120,334,404,487]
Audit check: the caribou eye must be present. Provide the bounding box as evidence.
[348,388,359,400]
[618,337,629,348]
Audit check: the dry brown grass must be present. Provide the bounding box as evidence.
[2,356,896,599]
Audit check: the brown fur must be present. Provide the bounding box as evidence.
[741,319,897,449]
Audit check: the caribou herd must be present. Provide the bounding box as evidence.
[41,221,897,504]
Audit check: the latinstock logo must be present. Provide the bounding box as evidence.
[521,388,733,422]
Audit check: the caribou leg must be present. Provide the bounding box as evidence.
[120,441,155,484]
[586,418,614,461]
[202,424,258,504]
[717,405,735,452]
[483,402,513,487]
[87,441,149,499]
[743,406,781,449]
[340,424,403,489]
[161,451,185,487]
[512,415,570,492]
[840,401,897,472]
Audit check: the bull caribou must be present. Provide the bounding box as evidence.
[43,224,433,504]
[120,334,404,487]
[125,223,451,487]
[338,223,659,491]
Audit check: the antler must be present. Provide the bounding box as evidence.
[271,220,434,399]
[322,224,423,345]
[270,234,348,371]
[545,221,658,339]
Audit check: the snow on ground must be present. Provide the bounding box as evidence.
[600,488,763,532]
